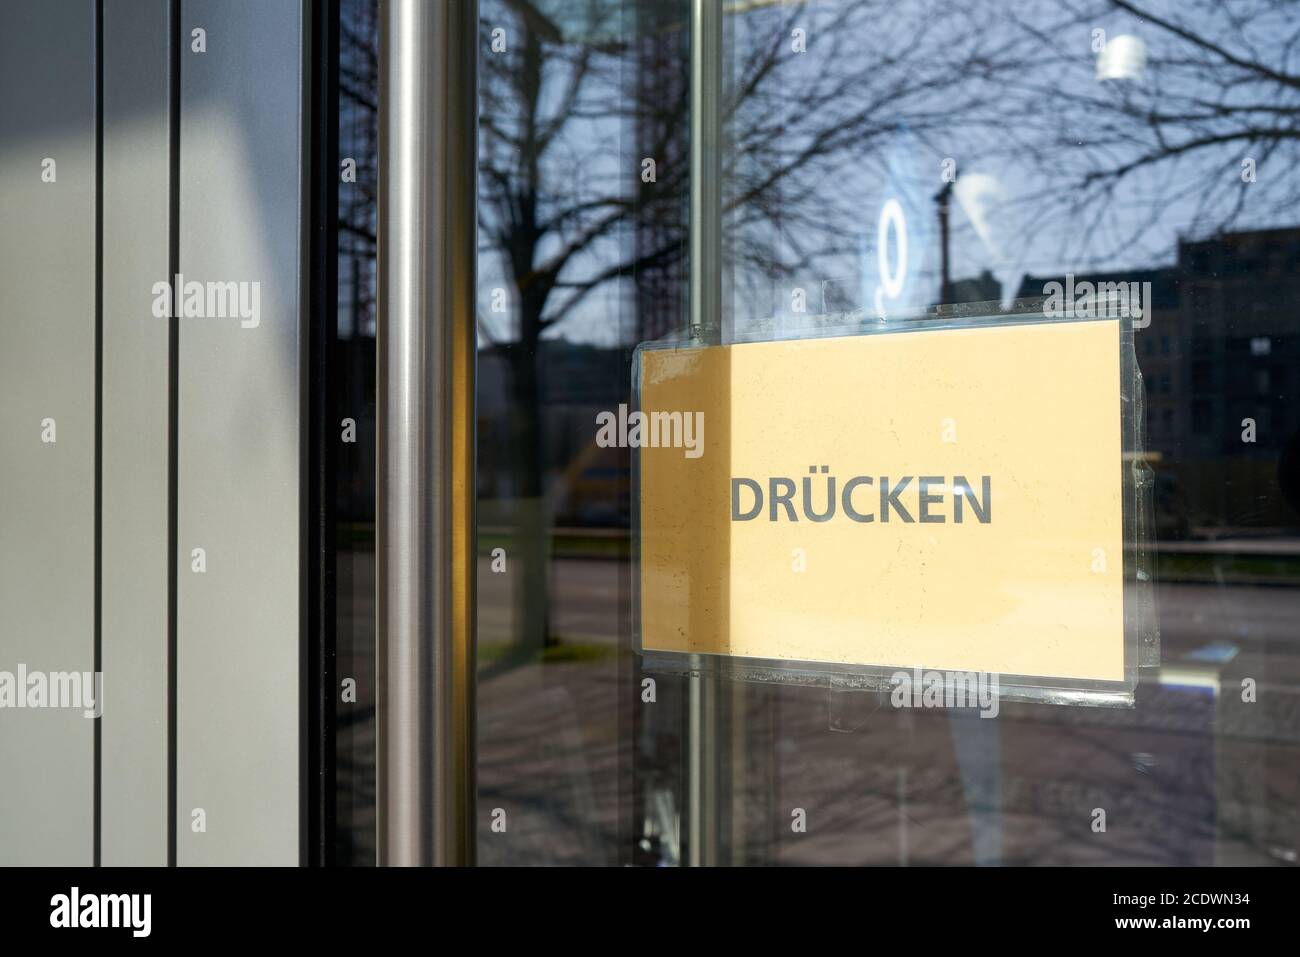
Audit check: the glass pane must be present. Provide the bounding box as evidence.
[336,0,380,866]
[476,0,671,865]
[704,0,1297,865]
[469,0,1300,867]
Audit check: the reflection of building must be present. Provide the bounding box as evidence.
[1016,227,1300,533]
[1177,230,1299,457]
[949,268,1001,305]
[336,335,377,522]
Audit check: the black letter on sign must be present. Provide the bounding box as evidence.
[953,475,992,524]
[880,476,914,523]
[918,476,945,523]
[841,476,874,522]
[731,478,763,521]
[769,477,798,521]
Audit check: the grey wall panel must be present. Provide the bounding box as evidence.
[176,0,304,865]
[100,0,171,866]
[0,0,97,865]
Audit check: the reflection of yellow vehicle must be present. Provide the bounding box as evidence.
[555,438,630,527]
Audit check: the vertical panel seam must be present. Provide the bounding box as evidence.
[93,0,104,870]
[167,0,180,870]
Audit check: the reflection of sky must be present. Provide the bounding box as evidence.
[942,0,1300,289]
[740,0,1300,315]
[480,0,1300,345]
[478,0,635,348]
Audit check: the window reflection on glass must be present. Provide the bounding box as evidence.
[339,0,1299,866]
[475,0,689,866]
[709,0,1300,866]
[336,0,379,866]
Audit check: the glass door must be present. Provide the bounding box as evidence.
[335,0,1300,866]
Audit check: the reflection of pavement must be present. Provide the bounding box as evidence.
[1158,538,1300,555]
[477,553,622,646]
[342,551,1300,865]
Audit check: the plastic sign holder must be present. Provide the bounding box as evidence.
[632,303,1158,708]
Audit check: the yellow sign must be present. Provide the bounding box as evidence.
[637,319,1125,681]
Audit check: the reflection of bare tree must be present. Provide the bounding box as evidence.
[971,0,1300,263]
[336,0,380,867]
[340,0,378,337]
[477,0,1010,659]
[343,0,1300,661]
[325,0,1300,867]
[479,0,637,658]
[722,0,1029,303]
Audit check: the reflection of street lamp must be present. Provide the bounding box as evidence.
[1096,34,1147,82]
[934,180,953,306]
